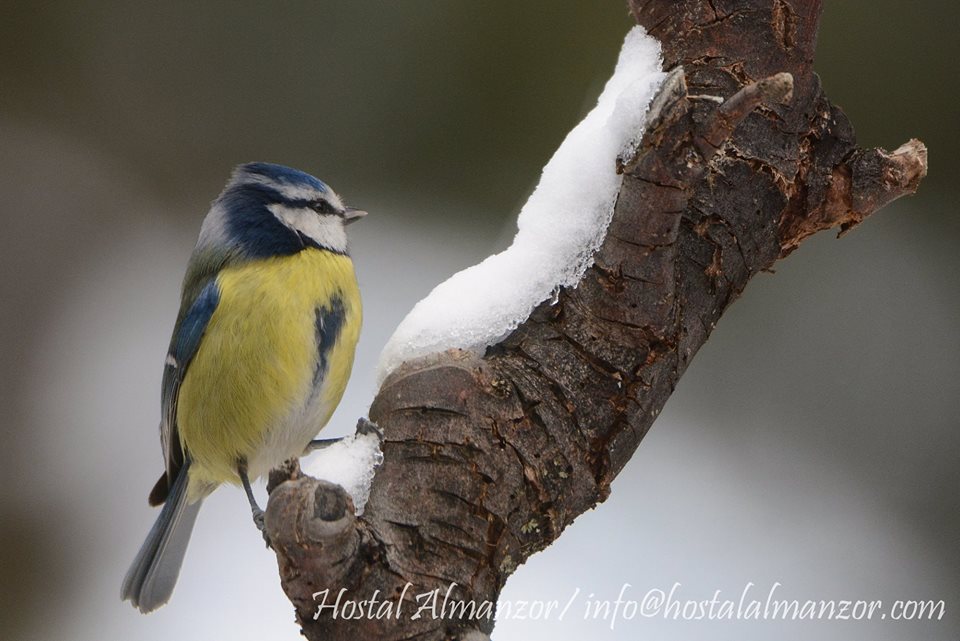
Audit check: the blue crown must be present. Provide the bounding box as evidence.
[233,162,330,194]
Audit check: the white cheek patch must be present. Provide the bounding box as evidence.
[268,204,348,254]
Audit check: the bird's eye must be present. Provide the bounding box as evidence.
[311,200,333,214]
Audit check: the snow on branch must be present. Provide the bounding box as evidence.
[377,27,666,383]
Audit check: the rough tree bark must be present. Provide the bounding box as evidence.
[264,2,927,639]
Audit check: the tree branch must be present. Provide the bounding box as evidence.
[264,1,927,639]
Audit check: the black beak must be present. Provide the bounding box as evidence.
[343,207,368,225]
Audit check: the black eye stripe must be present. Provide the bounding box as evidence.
[312,200,334,214]
[280,197,339,215]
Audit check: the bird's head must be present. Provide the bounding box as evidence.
[198,162,366,259]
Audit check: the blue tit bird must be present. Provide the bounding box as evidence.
[121,162,365,613]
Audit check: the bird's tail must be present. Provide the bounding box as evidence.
[121,459,202,613]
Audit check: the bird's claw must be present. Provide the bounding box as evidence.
[251,507,273,548]
[252,506,265,531]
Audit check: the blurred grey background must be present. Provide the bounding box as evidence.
[0,2,956,640]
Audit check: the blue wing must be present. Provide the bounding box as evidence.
[153,279,220,502]
[171,280,221,368]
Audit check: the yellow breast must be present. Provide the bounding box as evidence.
[177,249,361,493]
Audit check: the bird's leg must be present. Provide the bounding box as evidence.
[302,437,344,454]
[237,459,270,547]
